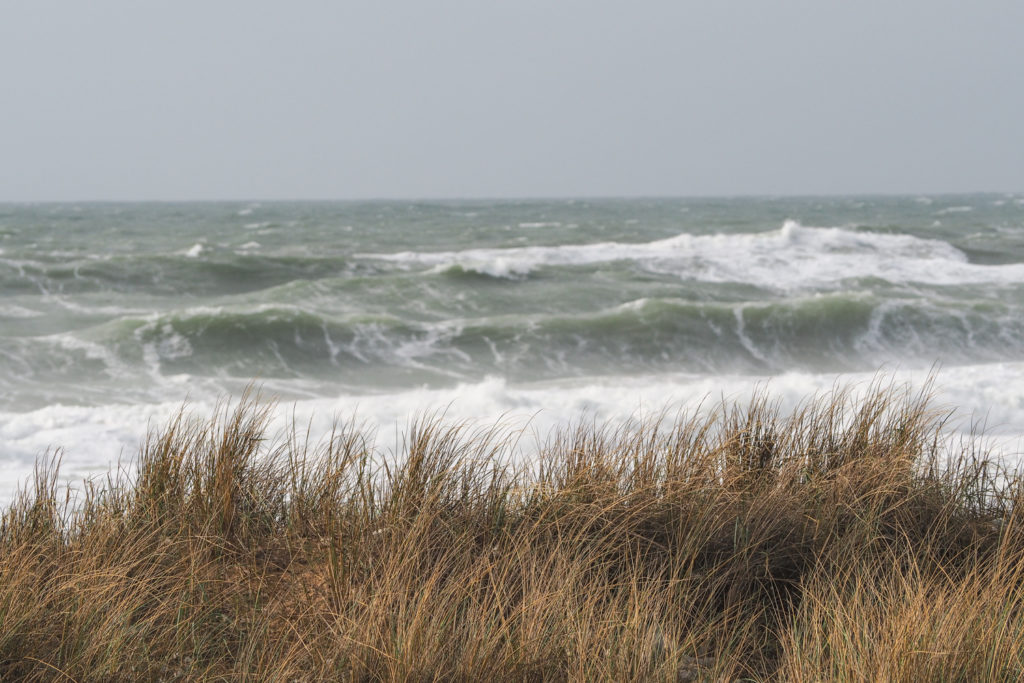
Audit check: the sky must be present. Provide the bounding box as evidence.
[1,1,1022,200]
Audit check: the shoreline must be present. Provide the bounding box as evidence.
[3,365,1023,506]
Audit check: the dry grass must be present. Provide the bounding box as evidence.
[2,380,1023,681]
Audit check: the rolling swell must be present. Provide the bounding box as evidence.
[0,252,354,297]
[18,294,1020,387]
[2,198,1023,415]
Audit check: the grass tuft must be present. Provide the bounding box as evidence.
[1,380,1023,680]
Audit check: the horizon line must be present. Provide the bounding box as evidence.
[0,189,1018,204]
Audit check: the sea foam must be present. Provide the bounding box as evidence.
[360,221,1022,290]
[2,364,1021,507]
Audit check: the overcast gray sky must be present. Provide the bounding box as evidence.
[2,1,1021,200]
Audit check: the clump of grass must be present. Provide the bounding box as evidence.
[0,380,1022,681]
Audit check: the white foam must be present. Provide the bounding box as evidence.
[46,333,126,374]
[359,221,1024,290]
[0,399,210,504]
[43,295,145,318]
[139,322,194,369]
[183,243,204,258]
[518,222,562,228]
[0,304,42,319]
[1,365,1021,507]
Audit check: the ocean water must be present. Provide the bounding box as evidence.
[2,195,1023,500]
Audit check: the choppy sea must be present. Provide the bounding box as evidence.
[2,195,1023,500]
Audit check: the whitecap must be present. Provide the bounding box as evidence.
[3,364,1022,506]
[358,220,1023,290]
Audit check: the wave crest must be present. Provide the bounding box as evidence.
[358,221,1012,289]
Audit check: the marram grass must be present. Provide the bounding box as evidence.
[2,381,1024,681]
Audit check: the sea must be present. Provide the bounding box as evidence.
[2,195,1023,501]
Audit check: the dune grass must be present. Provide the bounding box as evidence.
[1,380,1023,681]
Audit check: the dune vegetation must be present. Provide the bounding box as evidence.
[1,381,1023,681]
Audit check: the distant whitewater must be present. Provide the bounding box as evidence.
[1,196,1023,500]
